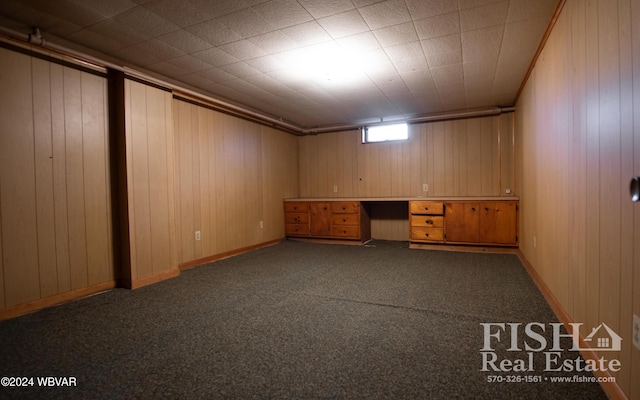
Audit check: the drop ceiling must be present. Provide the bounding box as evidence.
[0,0,559,131]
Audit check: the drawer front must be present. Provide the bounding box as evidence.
[410,227,445,242]
[285,213,309,224]
[284,202,309,213]
[410,215,444,228]
[331,225,360,239]
[285,224,309,236]
[410,201,444,215]
[332,214,359,226]
[330,202,359,214]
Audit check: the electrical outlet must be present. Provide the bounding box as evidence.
[633,314,640,350]
[259,221,264,229]
[533,235,537,248]
[422,183,428,192]
[333,185,338,193]
[195,231,201,241]
[505,188,512,194]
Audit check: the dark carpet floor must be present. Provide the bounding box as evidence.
[0,240,607,399]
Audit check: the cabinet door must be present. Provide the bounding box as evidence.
[479,202,517,244]
[445,202,481,243]
[309,202,332,237]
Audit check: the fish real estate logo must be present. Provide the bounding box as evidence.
[480,322,622,374]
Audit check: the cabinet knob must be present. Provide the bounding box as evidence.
[425,233,429,237]
[343,219,347,222]
[424,207,429,211]
[426,219,433,225]
[485,207,489,211]
[471,207,476,211]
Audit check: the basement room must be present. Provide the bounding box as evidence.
[0,0,639,399]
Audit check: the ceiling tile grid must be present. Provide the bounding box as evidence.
[0,0,559,129]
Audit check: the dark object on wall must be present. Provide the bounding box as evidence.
[631,176,640,202]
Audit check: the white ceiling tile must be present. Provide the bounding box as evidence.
[431,63,464,88]
[67,28,125,53]
[191,47,239,66]
[253,0,314,29]
[297,0,355,19]
[459,1,509,32]
[359,49,397,77]
[317,9,369,39]
[86,19,149,47]
[421,33,461,55]
[461,25,503,49]
[149,60,191,76]
[156,29,211,53]
[373,22,418,47]
[507,0,558,22]
[187,0,247,19]
[217,8,275,37]
[244,55,286,73]
[457,0,505,10]
[113,42,163,66]
[198,67,238,83]
[30,0,105,27]
[165,54,213,73]
[68,0,137,18]
[218,39,268,60]
[249,30,299,54]
[405,0,458,20]
[218,61,262,78]
[393,56,429,73]
[142,0,213,27]
[185,19,242,46]
[358,0,411,30]
[426,50,462,68]
[384,41,423,61]
[336,31,381,53]
[414,12,460,40]
[114,6,180,37]
[281,21,332,46]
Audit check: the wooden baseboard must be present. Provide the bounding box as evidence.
[119,268,181,290]
[409,243,520,254]
[178,238,284,270]
[0,280,117,321]
[286,237,367,246]
[515,250,628,400]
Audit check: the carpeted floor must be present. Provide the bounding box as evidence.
[0,240,607,399]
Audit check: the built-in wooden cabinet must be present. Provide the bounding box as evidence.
[284,201,370,242]
[408,199,518,247]
[409,201,445,243]
[444,201,517,245]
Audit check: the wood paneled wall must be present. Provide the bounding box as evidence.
[124,80,178,286]
[173,99,298,265]
[298,114,516,240]
[0,47,114,312]
[516,0,640,397]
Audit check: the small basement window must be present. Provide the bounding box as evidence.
[362,123,408,143]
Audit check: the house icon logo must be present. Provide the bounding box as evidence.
[581,323,623,351]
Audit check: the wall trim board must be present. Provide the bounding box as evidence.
[516,251,627,400]
[178,238,284,271]
[0,36,107,78]
[120,269,181,290]
[0,281,117,321]
[513,0,567,104]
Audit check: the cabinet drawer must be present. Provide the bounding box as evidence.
[285,224,309,236]
[410,215,444,228]
[410,227,444,242]
[331,225,360,239]
[285,213,309,224]
[330,202,359,213]
[332,214,359,226]
[410,201,444,215]
[284,202,309,213]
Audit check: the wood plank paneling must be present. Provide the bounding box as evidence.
[172,99,298,266]
[298,115,513,200]
[124,80,176,282]
[0,47,113,314]
[516,0,640,397]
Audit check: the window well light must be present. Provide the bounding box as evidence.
[362,123,408,143]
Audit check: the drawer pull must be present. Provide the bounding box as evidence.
[471,207,476,211]
[425,233,429,237]
[342,207,346,210]
[343,218,347,222]
[424,207,429,211]
[426,219,433,225]
[485,207,489,211]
